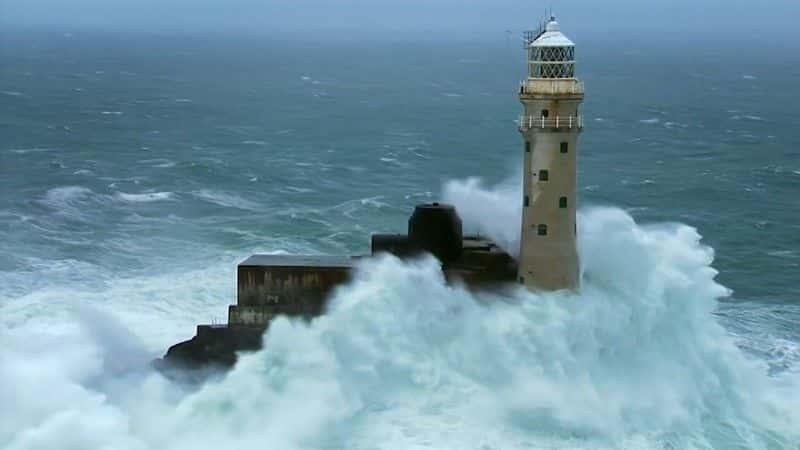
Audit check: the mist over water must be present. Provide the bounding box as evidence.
[2,26,800,449]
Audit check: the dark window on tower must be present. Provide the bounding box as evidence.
[524,195,530,207]
[560,142,569,153]
[559,196,568,208]
[537,224,548,236]
[525,141,531,153]
[541,109,549,118]
[539,169,549,181]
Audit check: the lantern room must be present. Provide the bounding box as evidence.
[528,18,575,79]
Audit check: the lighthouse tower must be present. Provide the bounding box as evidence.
[518,17,583,290]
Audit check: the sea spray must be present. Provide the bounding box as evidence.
[2,207,798,449]
[443,176,522,255]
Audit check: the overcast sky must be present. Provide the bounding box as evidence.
[3,0,799,43]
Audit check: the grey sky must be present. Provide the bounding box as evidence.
[3,0,798,42]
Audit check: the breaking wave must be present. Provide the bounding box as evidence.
[443,176,522,255]
[3,187,799,448]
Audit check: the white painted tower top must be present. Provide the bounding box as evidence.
[530,19,574,48]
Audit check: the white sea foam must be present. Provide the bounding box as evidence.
[40,186,94,208]
[100,111,124,115]
[9,147,55,154]
[192,189,261,211]
[115,192,175,203]
[639,118,660,124]
[443,176,522,255]
[730,115,765,121]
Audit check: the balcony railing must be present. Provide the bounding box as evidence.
[518,115,583,131]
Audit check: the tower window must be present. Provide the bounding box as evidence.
[541,109,549,118]
[524,195,529,207]
[537,224,548,236]
[560,142,568,153]
[559,196,568,208]
[525,141,531,153]
[519,276,524,284]
[539,169,549,181]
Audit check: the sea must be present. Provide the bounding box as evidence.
[1,29,799,449]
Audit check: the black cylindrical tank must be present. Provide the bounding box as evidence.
[408,203,463,263]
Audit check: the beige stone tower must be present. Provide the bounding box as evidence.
[518,17,583,290]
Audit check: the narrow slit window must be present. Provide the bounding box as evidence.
[525,141,531,153]
[560,142,568,153]
[559,196,568,208]
[524,195,530,207]
[537,224,548,236]
[539,169,549,181]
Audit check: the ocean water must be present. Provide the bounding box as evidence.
[1,31,799,449]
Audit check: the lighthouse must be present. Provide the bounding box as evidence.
[518,17,583,290]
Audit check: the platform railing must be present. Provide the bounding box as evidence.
[518,115,583,131]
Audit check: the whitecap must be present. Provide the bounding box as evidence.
[192,190,260,211]
[2,91,24,97]
[100,111,123,115]
[639,118,660,124]
[282,186,314,193]
[115,192,174,203]
[42,186,93,203]
[742,74,758,80]
[8,147,54,154]
[38,186,96,215]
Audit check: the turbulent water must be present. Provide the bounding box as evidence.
[1,31,799,449]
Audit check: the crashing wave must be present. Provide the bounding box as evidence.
[1,205,798,449]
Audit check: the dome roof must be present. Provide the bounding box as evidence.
[531,19,574,48]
